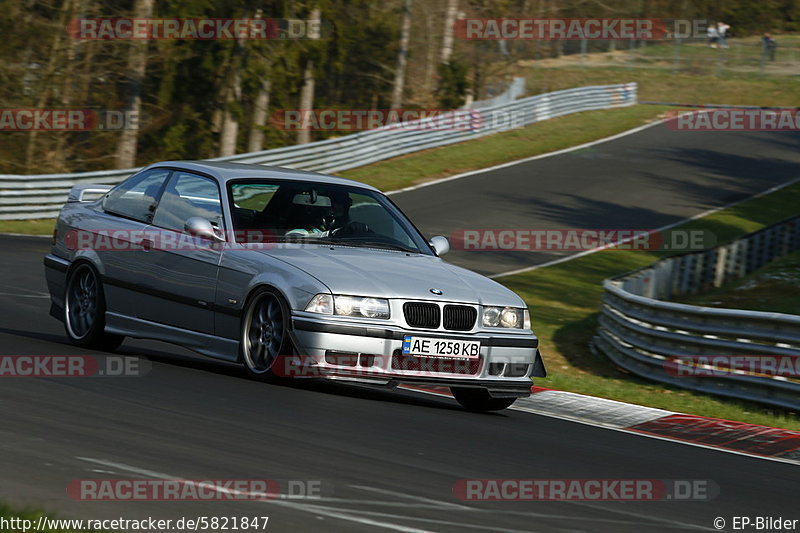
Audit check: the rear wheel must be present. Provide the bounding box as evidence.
[241,288,291,379]
[451,387,517,412]
[64,263,124,351]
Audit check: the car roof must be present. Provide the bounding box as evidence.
[145,160,381,192]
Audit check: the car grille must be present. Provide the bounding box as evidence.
[443,305,477,331]
[403,302,440,329]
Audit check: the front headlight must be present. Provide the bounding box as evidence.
[482,306,527,329]
[305,294,390,319]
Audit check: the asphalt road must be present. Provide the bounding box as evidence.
[394,124,800,275]
[1,125,800,532]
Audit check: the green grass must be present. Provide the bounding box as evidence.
[675,250,800,315]
[524,34,800,79]
[522,66,800,107]
[499,181,800,429]
[622,36,800,73]
[0,218,56,235]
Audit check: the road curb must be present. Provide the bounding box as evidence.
[404,384,800,464]
[519,388,800,464]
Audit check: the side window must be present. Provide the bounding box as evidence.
[152,172,224,233]
[102,168,171,223]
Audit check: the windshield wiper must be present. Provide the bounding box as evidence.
[333,240,419,253]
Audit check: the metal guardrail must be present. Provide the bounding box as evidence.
[0,82,637,220]
[593,216,800,410]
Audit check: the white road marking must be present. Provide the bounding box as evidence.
[490,175,800,278]
[297,503,705,531]
[386,119,666,196]
[0,284,50,298]
[569,502,716,531]
[350,484,470,510]
[288,505,540,533]
[264,501,434,533]
[74,458,702,532]
[74,457,433,532]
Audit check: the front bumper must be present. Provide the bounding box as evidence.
[289,315,545,398]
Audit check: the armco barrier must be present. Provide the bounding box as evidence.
[593,216,800,410]
[0,82,637,220]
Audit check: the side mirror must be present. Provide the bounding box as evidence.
[185,217,225,242]
[429,235,450,256]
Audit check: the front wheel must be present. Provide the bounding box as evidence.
[241,288,292,379]
[63,263,124,351]
[451,387,517,412]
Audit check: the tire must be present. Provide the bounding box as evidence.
[451,387,517,412]
[241,287,292,379]
[63,263,124,351]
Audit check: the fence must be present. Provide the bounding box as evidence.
[550,38,800,76]
[0,82,637,220]
[593,216,800,410]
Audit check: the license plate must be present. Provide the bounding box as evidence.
[402,336,481,359]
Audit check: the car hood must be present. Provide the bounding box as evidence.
[256,245,524,306]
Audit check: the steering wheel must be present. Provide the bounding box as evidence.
[331,221,371,236]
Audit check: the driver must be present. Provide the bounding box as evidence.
[285,190,353,238]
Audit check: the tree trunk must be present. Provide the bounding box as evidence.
[440,0,458,64]
[390,0,413,109]
[247,78,271,152]
[424,14,436,96]
[53,0,87,171]
[114,0,153,169]
[297,7,321,145]
[219,70,242,157]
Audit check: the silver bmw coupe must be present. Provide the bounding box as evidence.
[44,161,545,411]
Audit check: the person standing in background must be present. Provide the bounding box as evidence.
[762,33,777,61]
[717,22,730,48]
[708,23,720,48]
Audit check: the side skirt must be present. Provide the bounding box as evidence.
[105,312,240,362]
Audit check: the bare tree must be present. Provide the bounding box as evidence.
[390,0,413,109]
[115,0,153,169]
[247,8,273,153]
[248,77,272,152]
[297,7,321,145]
[219,68,242,157]
[440,0,458,64]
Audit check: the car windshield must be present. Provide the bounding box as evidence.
[228,180,431,254]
